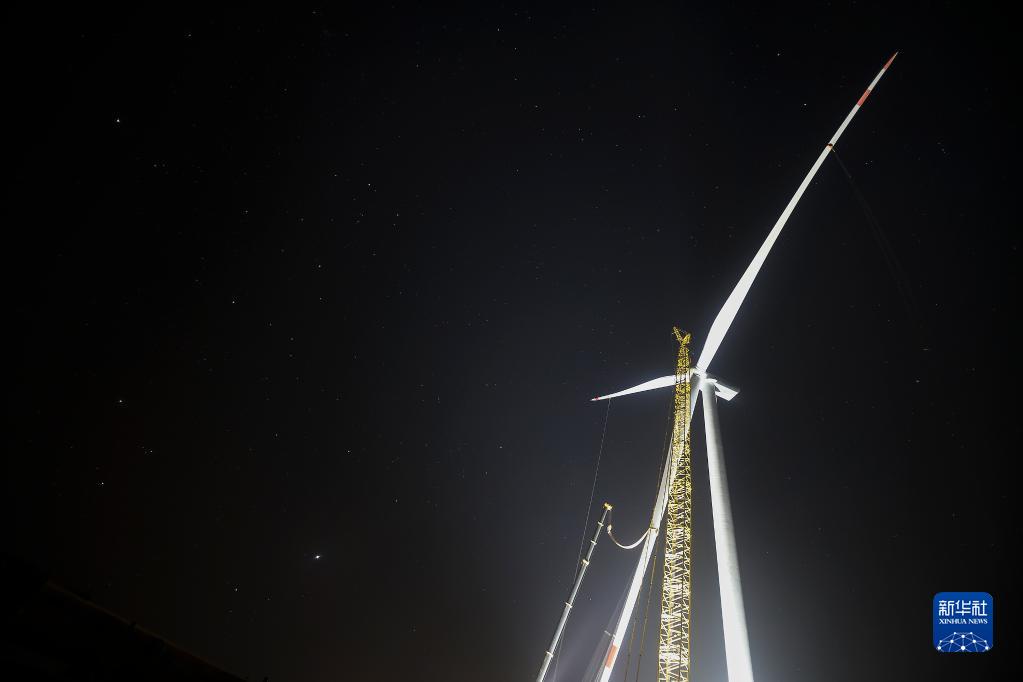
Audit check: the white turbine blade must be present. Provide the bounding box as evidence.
[591,375,677,401]
[592,371,739,402]
[695,52,898,373]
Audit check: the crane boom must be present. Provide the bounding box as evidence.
[658,329,694,681]
[535,503,613,682]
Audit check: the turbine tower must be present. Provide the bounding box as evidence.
[585,52,900,682]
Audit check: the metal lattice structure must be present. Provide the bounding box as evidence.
[658,328,693,682]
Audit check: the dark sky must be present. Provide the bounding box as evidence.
[4,4,1017,681]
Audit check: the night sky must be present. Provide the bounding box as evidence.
[5,5,1017,681]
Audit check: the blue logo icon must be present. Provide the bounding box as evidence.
[933,592,993,652]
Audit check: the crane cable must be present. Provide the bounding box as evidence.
[575,398,612,567]
[607,329,682,553]
[550,397,612,682]
[830,147,924,334]
[633,372,680,681]
[633,537,661,682]
[623,365,678,680]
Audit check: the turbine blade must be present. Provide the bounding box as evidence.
[695,51,898,372]
[591,375,677,401]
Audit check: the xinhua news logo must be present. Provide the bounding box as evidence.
[933,592,993,653]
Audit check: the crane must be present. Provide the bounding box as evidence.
[658,328,694,681]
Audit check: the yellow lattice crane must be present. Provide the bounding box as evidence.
[659,327,694,682]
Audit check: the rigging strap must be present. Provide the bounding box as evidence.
[607,522,651,550]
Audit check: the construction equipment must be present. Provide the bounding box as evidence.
[658,328,694,682]
[535,503,613,682]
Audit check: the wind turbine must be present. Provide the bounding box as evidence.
[584,52,900,682]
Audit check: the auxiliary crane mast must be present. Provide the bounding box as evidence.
[534,503,613,682]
